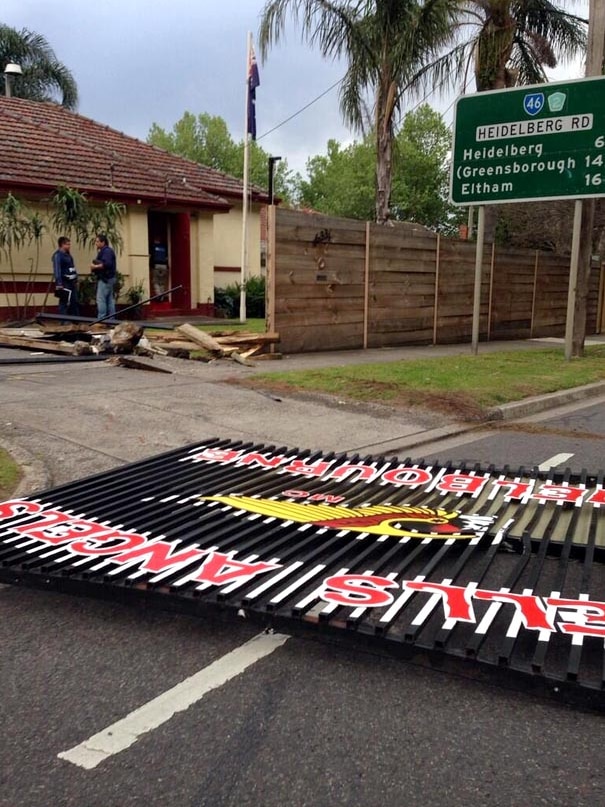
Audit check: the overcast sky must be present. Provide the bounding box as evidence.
[1,1,589,177]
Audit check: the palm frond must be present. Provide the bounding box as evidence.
[0,24,78,108]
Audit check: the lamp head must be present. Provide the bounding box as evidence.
[4,63,22,76]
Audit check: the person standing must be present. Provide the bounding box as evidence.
[90,233,117,320]
[52,236,79,317]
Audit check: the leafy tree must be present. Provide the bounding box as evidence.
[148,112,295,202]
[296,104,458,230]
[390,104,454,229]
[0,24,78,109]
[424,2,588,353]
[149,113,240,173]
[259,0,460,224]
[297,138,375,219]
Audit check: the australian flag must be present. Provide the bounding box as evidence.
[247,43,260,140]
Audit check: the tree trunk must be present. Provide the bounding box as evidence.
[375,125,392,224]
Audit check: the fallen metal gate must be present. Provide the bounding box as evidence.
[2,437,605,709]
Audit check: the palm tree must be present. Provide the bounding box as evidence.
[0,24,78,109]
[422,1,587,94]
[258,0,461,224]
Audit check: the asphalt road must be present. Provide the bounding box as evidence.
[2,345,605,807]
[419,396,605,474]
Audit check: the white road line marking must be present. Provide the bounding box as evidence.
[58,631,290,770]
[537,453,574,471]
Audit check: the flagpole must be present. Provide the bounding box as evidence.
[240,31,252,323]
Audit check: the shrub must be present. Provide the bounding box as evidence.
[78,270,126,306]
[214,275,265,319]
[77,274,96,306]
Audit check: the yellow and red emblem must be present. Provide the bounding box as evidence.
[202,495,476,540]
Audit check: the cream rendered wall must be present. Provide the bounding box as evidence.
[194,213,215,307]
[212,203,261,293]
[124,206,152,297]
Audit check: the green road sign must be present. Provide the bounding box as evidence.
[450,76,605,206]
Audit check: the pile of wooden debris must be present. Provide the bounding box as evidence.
[0,318,281,367]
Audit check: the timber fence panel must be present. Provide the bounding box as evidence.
[532,253,572,337]
[490,247,536,340]
[270,209,601,354]
[587,262,601,335]
[433,240,490,344]
[366,222,437,348]
[272,209,366,353]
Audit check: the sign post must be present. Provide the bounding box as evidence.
[450,76,605,357]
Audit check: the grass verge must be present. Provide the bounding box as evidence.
[200,319,266,334]
[0,446,21,499]
[244,345,605,421]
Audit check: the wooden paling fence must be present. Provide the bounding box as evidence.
[266,207,603,354]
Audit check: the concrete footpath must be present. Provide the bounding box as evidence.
[2,334,605,496]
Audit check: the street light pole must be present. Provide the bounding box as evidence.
[268,156,282,205]
[4,63,22,97]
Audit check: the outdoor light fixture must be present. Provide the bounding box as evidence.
[4,63,22,98]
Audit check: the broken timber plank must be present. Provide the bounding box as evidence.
[104,356,172,373]
[0,335,78,355]
[175,323,224,355]
[156,340,203,351]
[212,332,280,346]
[231,351,257,367]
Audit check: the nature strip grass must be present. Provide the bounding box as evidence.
[248,346,605,417]
[0,446,21,499]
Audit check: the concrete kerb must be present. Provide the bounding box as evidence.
[486,380,605,421]
[337,382,605,458]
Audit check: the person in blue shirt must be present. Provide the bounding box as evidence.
[90,233,117,320]
[52,236,79,317]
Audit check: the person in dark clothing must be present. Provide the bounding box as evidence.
[90,233,117,320]
[52,236,79,316]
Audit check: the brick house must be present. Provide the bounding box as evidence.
[0,97,269,319]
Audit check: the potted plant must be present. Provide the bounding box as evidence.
[121,280,146,319]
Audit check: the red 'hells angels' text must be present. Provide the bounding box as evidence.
[2,498,605,640]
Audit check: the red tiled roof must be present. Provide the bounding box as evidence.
[0,98,269,210]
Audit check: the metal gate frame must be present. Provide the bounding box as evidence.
[2,437,605,711]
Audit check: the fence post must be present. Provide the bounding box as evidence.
[363,221,370,349]
[530,250,539,338]
[487,242,495,341]
[597,261,605,334]
[433,232,440,345]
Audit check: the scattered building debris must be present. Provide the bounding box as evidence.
[110,322,144,353]
[175,323,224,356]
[0,321,281,366]
[104,356,172,373]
